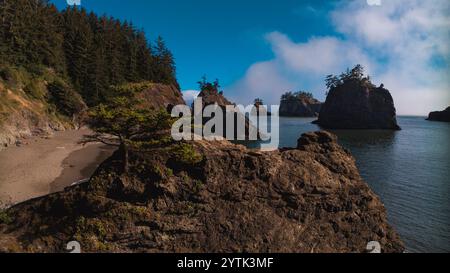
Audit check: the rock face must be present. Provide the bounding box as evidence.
[0,131,404,253]
[427,107,450,122]
[197,88,233,107]
[196,88,259,140]
[316,81,401,130]
[137,83,185,111]
[0,82,184,150]
[279,97,322,117]
[0,82,80,149]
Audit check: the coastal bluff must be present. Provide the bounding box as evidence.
[0,131,404,253]
[0,81,185,149]
[427,107,450,122]
[136,83,185,111]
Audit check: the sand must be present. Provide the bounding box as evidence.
[0,128,115,206]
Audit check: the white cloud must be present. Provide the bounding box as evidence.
[366,0,382,6]
[225,0,450,115]
[227,60,296,105]
[182,90,200,106]
[265,32,373,76]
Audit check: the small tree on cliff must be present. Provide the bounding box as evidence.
[325,64,371,92]
[198,76,221,93]
[83,93,173,173]
[254,98,263,107]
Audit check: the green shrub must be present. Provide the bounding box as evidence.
[24,80,46,100]
[0,66,24,90]
[75,216,108,240]
[110,82,155,96]
[48,79,86,117]
[0,210,13,224]
[171,143,203,165]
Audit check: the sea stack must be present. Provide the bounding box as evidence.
[426,107,450,122]
[195,79,258,139]
[316,65,401,130]
[279,91,322,117]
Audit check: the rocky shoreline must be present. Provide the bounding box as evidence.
[0,131,404,253]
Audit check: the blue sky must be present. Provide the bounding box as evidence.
[51,0,449,115]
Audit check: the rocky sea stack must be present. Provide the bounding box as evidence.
[195,79,258,139]
[426,107,450,122]
[279,92,322,117]
[0,131,404,253]
[316,65,401,130]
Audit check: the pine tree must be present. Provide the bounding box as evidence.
[83,92,173,173]
[0,0,180,106]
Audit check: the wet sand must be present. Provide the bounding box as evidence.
[0,128,115,206]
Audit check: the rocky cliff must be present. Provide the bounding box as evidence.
[279,97,322,117]
[316,80,401,130]
[0,79,185,149]
[0,71,85,149]
[427,107,450,122]
[0,131,404,253]
[136,83,185,111]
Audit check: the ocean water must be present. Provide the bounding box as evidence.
[247,116,450,253]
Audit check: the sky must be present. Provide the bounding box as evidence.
[51,0,450,115]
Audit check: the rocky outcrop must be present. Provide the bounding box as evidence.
[196,88,259,140]
[279,97,322,117]
[427,107,450,122]
[136,83,185,111]
[197,88,233,107]
[0,131,404,253]
[316,81,401,130]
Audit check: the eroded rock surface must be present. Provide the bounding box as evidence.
[0,131,404,253]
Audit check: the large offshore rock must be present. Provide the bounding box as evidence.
[427,107,450,122]
[316,80,401,130]
[279,97,322,117]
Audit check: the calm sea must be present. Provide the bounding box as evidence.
[246,116,450,253]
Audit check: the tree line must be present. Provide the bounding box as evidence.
[325,64,373,91]
[281,91,314,101]
[0,0,178,106]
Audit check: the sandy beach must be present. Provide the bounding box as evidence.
[0,128,115,206]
